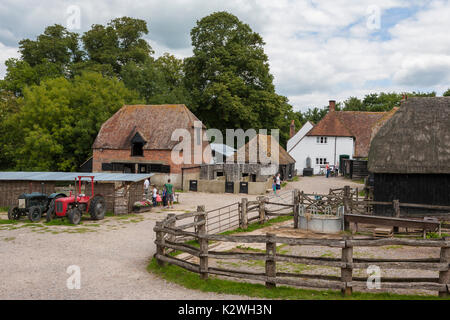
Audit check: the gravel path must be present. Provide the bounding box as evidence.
[0,212,247,300]
[0,175,363,300]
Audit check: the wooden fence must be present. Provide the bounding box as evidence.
[153,209,450,297]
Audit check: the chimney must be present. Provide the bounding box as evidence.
[329,100,336,112]
[290,120,295,138]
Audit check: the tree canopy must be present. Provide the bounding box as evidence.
[184,12,294,145]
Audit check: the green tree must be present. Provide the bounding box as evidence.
[121,53,190,104]
[0,91,20,169]
[443,89,450,97]
[82,17,153,75]
[184,11,293,145]
[9,72,142,171]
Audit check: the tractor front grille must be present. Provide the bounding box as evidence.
[56,202,63,213]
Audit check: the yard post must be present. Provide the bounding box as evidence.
[197,205,209,280]
[341,237,353,296]
[258,196,266,224]
[155,221,166,267]
[265,233,277,288]
[438,237,450,297]
[343,186,351,230]
[393,200,400,233]
[241,198,248,229]
[293,189,300,229]
[167,213,176,243]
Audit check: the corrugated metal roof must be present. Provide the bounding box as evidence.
[0,172,153,182]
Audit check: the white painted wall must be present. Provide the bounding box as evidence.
[287,121,314,152]
[289,135,354,175]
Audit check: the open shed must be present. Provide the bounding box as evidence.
[0,172,153,215]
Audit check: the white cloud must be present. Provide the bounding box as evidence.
[0,0,449,111]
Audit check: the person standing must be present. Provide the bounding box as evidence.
[326,163,330,178]
[276,173,281,194]
[162,185,167,208]
[164,179,174,209]
[272,175,277,195]
[152,185,158,207]
[144,178,150,199]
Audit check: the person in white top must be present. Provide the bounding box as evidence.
[144,178,150,199]
[275,173,281,193]
[152,185,157,207]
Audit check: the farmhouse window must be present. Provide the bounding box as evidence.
[316,158,327,165]
[131,142,144,156]
[131,132,146,157]
[316,136,328,144]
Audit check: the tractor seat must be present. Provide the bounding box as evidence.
[79,194,85,197]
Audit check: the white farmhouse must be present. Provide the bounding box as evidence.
[287,100,397,175]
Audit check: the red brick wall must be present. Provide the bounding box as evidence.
[93,144,211,174]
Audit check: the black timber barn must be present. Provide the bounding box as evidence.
[368,97,450,216]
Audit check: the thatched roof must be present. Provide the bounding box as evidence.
[368,97,450,174]
[230,134,295,165]
[93,104,203,150]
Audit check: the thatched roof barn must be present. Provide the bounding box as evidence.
[368,97,450,216]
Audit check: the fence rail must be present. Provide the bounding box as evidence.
[154,210,450,296]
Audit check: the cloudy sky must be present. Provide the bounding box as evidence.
[1,0,449,111]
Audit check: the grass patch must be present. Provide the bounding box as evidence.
[45,218,81,226]
[0,219,19,225]
[0,206,9,212]
[220,215,293,236]
[426,232,450,239]
[3,237,15,242]
[384,245,403,250]
[147,258,448,300]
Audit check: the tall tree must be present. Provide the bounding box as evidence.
[184,11,293,145]
[444,89,450,97]
[121,53,190,104]
[8,72,142,171]
[82,17,153,75]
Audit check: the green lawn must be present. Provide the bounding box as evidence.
[147,259,447,300]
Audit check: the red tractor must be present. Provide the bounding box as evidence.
[52,176,106,225]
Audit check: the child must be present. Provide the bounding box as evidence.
[156,192,162,207]
[272,175,277,195]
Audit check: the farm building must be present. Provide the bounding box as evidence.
[92,104,211,188]
[287,100,397,176]
[228,134,296,181]
[368,97,450,216]
[0,172,153,214]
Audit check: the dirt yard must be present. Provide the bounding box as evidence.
[1,175,436,299]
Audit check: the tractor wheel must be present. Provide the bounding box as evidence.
[89,196,106,220]
[46,196,63,222]
[68,207,82,225]
[8,207,21,220]
[28,206,42,222]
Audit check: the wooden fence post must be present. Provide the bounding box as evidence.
[293,189,300,229]
[343,186,351,230]
[197,205,209,280]
[439,237,450,297]
[265,233,276,288]
[258,196,266,224]
[155,221,166,267]
[167,213,176,242]
[241,198,248,229]
[393,200,400,233]
[341,237,353,296]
